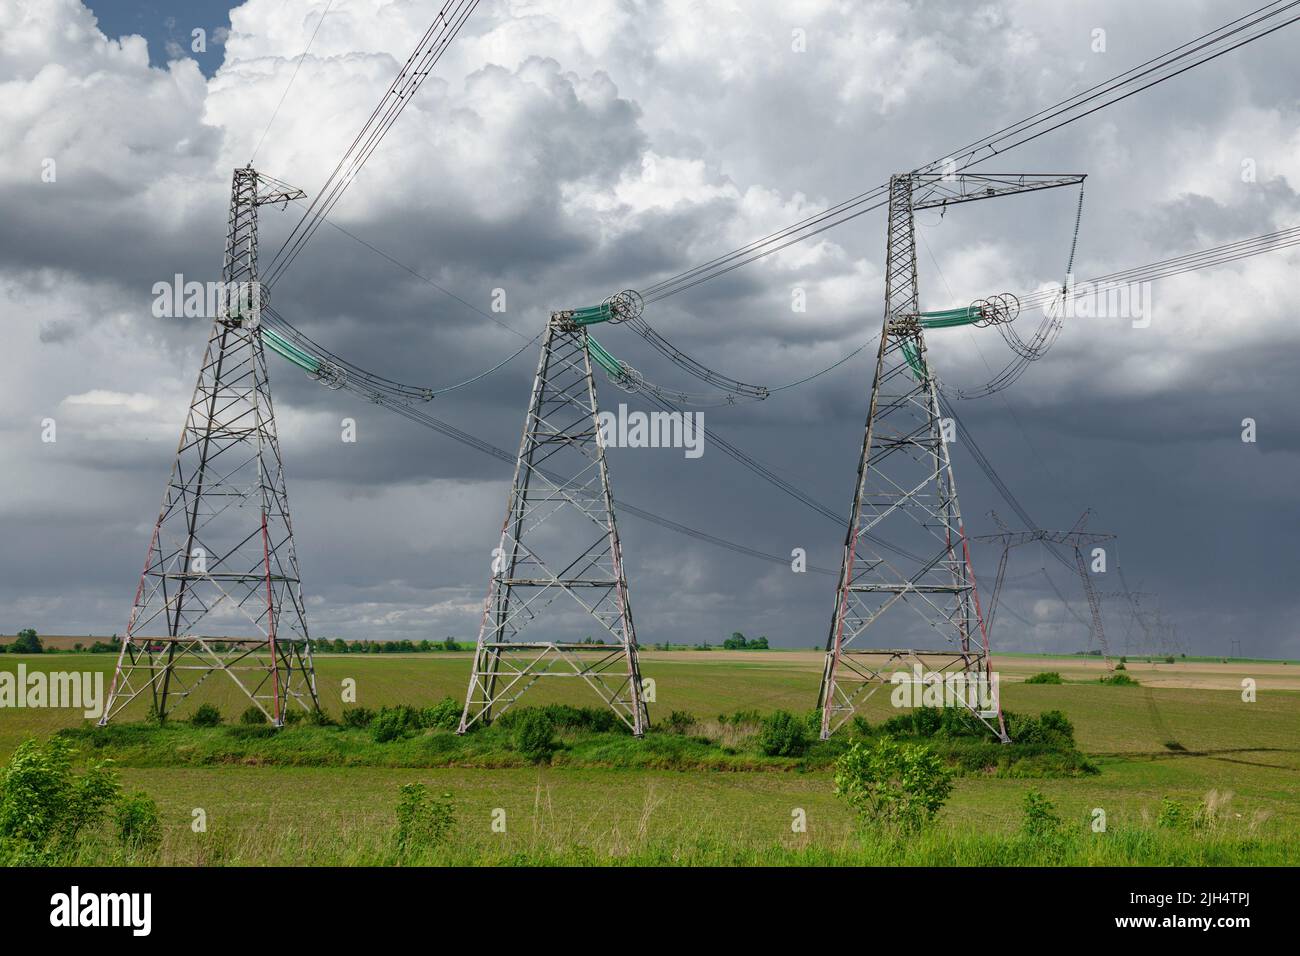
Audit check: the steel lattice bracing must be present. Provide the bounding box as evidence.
[101,167,317,727]
[818,174,1006,741]
[459,314,648,735]
[976,510,1116,667]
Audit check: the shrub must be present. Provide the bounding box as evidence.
[282,708,305,725]
[1021,788,1062,837]
[342,706,376,728]
[1025,672,1064,684]
[308,708,335,726]
[1114,661,1127,671]
[850,715,872,737]
[757,710,809,757]
[421,697,462,731]
[497,704,620,734]
[881,706,988,740]
[833,736,954,834]
[0,737,120,863]
[1099,672,1139,686]
[513,710,555,763]
[239,706,268,725]
[1002,709,1076,748]
[1157,797,1190,830]
[190,704,223,727]
[394,783,454,856]
[661,711,696,735]
[11,628,43,654]
[117,792,162,851]
[372,706,420,743]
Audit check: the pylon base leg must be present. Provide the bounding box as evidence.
[99,636,318,727]
[458,642,647,736]
[820,648,1005,740]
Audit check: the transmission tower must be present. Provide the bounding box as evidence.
[101,166,317,727]
[975,509,1116,666]
[817,171,1084,740]
[458,295,649,735]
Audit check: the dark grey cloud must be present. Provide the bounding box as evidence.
[2,0,1299,661]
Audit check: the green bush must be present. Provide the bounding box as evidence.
[282,708,305,725]
[1024,672,1064,684]
[10,628,43,654]
[1021,788,1062,837]
[421,697,462,731]
[660,711,696,735]
[1100,672,1139,686]
[757,710,809,757]
[833,736,954,835]
[394,783,454,856]
[191,704,223,727]
[1157,797,1190,830]
[117,792,162,851]
[239,706,268,725]
[0,737,120,863]
[881,706,988,740]
[513,710,555,763]
[1004,709,1076,748]
[372,706,420,743]
[497,704,621,734]
[342,706,376,728]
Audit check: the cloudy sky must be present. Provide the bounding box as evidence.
[2,0,1298,658]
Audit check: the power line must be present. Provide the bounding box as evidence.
[638,2,1300,303]
[344,381,838,575]
[249,0,336,165]
[263,0,482,289]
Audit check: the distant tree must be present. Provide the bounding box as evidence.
[723,632,747,650]
[12,629,43,654]
[442,636,458,651]
[749,636,770,649]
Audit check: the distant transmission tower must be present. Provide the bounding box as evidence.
[101,166,316,726]
[976,510,1116,666]
[459,294,648,735]
[818,171,1084,740]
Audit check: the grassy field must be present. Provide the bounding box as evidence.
[1,650,1296,865]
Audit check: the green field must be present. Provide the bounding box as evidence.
[1,651,1296,865]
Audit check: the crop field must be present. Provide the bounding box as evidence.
[1,650,1296,866]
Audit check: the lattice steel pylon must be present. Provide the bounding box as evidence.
[458,307,648,736]
[101,166,316,727]
[819,176,1005,740]
[976,510,1117,666]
